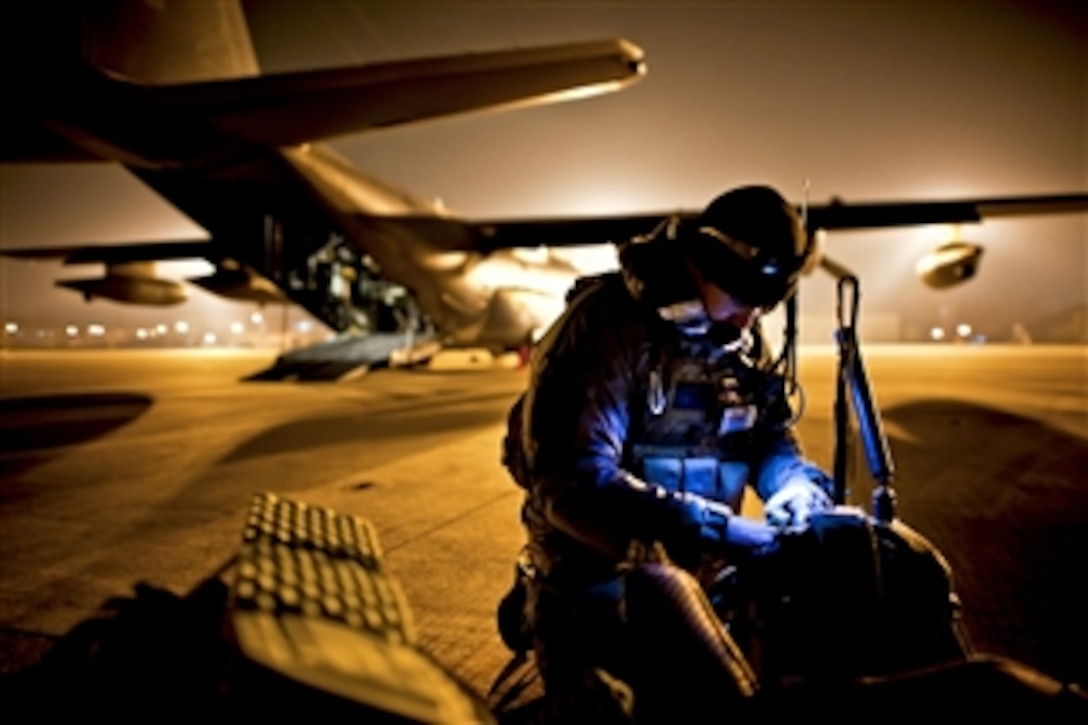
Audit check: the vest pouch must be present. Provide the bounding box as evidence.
[502,394,529,489]
[641,457,719,498]
[716,461,750,511]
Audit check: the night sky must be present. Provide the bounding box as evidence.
[1,0,1085,341]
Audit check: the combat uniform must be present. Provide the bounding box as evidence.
[501,230,829,712]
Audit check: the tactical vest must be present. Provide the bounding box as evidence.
[628,332,787,512]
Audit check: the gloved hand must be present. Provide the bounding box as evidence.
[763,477,832,529]
[724,514,777,549]
[694,497,777,550]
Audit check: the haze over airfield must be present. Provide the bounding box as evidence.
[1,0,1085,340]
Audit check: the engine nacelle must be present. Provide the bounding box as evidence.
[915,241,984,289]
[57,275,187,305]
[187,265,286,304]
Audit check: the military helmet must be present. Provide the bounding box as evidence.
[684,185,813,309]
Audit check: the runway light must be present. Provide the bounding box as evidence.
[930,326,946,341]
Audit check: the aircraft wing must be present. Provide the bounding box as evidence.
[1,240,214,264]
[462,192,1088,251]
[6,193,1085,263]
[150,38,645,147]
[460,213,676,251]
[804,192,1088,232]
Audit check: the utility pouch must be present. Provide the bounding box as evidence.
[502,393,530,489]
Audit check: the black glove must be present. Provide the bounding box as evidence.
[689,494,777,550]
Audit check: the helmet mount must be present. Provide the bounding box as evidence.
[684,185,813,310]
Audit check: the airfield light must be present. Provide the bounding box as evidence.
[88,324,106,337]
[175,321,190,334]
[65,325,79,337]
[930,326,946,341]
[230,321,245,335]
[956,323,973,338]
[4,321,17,334]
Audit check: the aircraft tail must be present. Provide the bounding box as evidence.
[140,37,644,147]
[1,0,644,164]
[74,1,644,143]
[83,0,259,83]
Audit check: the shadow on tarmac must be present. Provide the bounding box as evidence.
[0,574,233,718]
[216,390,515,465]
[0,393,152,478]
[873,399,1088,687]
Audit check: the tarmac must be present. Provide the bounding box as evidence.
[0,344,1085,715]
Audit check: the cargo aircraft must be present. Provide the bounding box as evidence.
[2,1,1086,379]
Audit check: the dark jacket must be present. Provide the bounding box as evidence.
[513,234,821,582]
